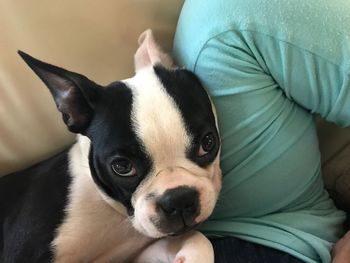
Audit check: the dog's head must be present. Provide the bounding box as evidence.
[19,30,222,238]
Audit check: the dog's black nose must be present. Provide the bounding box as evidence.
[156,186,200,232]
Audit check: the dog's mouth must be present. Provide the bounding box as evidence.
[169,222,201,237]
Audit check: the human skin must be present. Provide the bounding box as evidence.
[332,230,350,262]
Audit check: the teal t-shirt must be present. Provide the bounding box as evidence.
[173,0,350,262]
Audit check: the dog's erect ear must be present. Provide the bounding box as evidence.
[18,51,101,134]
[134,29,175,72]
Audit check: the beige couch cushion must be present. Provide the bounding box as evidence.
[0,0,183,176]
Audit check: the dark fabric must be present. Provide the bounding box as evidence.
[209,237,304,263]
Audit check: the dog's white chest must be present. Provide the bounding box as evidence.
[53,206,151,262]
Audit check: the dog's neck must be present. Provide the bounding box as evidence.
[68,135,128,216]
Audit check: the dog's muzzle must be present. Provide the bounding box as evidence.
[155,186,200,235]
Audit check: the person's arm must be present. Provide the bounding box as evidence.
[332,230,350,262]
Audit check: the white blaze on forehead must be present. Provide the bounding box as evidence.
[124,66,191,166]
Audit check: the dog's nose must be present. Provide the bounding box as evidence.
[157,186,200,228]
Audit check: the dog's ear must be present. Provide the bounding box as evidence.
[18,51,101,134]
[134,29,175,72]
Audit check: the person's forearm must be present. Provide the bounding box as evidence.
[332,230,350,263]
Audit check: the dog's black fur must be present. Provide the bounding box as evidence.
[0,150,70,262]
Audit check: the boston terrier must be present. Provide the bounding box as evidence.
[0,30,222,263]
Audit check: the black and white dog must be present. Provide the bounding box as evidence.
[0,30,222,263]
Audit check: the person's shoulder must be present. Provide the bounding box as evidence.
[173,0,237,70]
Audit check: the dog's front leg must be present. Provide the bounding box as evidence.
[134,231,214,263]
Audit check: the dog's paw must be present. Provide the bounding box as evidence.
[174,232,214,263]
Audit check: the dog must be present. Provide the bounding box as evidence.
[0,30,222,263]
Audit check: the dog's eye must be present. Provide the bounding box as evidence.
[111,158,136,177]
[198,132,216,157]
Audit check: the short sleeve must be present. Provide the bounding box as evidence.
[173,1,347,262]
